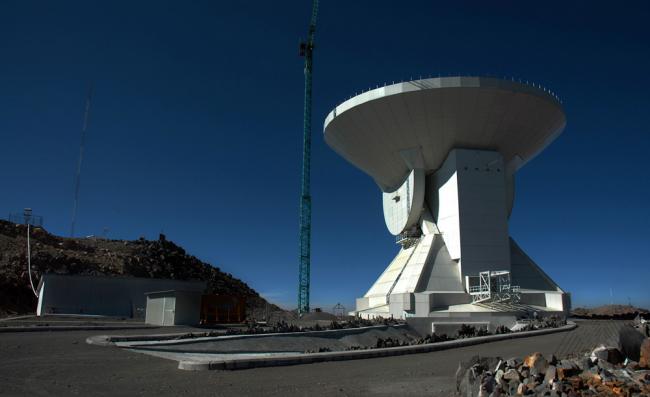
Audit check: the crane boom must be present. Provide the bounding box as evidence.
[298,0,319,315]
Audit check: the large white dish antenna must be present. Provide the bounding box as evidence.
[324,76,566,192]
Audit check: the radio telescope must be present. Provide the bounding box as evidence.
[324,76,570,332]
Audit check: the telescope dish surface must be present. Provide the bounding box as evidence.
[382,169,425,235]
[324,76,566,191]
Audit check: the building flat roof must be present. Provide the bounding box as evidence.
[144,290,203,296]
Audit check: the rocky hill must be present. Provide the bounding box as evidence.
[572,305,649,319]
[0,219,282,318]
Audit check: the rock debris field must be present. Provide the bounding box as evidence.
[456,322,650,396]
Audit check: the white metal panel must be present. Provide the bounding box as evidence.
[456,150,511,277]
[364,243,417,302]
[391,234,434,294]
[145,296,164,325]
[545,292,564,311]
[382,169,425,235]
[324,77,565,192]
[162,296,175,326]
[36,284,44,316]
[429,151,462,260]
[418,236,464,292]
[428,149,511,279]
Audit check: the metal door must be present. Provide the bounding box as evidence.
[161,296,175,326]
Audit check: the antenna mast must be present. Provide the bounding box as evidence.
[70,85,94,237]
[298,0,318,315]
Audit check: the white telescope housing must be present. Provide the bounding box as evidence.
[324,76,570,334]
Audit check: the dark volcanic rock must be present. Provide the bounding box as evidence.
[457,350,650,397]
[544,364,557,384]
[619,325,645,362]
[524,352,548,376]
[506,357,522,368]
[0,220,281,318]
[640,338,650,369]
[456,355,501,397]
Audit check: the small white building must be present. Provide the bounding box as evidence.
[36,274,206,318]
[144,290,202,326]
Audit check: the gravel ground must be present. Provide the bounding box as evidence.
[0,319,629,397]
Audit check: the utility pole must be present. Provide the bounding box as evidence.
[70,85,94,237]
[24,208,37,297]
[298,0,319,315]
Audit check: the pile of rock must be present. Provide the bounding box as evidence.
[0,219,282,318]
[456,346,650,396]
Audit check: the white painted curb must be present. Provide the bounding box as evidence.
[177,322,577,371]
[89,324,401,347]
[0,325,158,333]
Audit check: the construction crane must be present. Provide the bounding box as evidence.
[298,0,319,315]
[70,85,94,237]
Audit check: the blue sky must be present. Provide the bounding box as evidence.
[1,1,648,310]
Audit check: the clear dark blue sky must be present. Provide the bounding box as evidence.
[1,1,648,310]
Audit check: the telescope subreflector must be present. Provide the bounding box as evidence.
[324,76,570,334]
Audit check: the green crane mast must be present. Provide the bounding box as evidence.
[298,0,319,315]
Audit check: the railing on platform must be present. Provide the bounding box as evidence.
[468,270,521,304]
[6,212,43,227]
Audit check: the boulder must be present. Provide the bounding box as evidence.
[520,368,530,379]
[590,345,624,365]
[597,358,615,372]
[532,382,546,394]
[480,372,495,394]
[608,347,624,365]
[456,356,501,397]
[624,359,640,371]
[516,382,526,395]
[619,325,645,361]
[590,345,606,362]
[575,356,592,371]
[503,368,521,382]
[631,370,650,383]
[506,357,522,368]
[494,369,505,387]
[506,380,520,396]
[640,338,650,368]
[524,352,548,376]
[487,389,502,397]
[544,365,557,384]
[550,380,561,391]
[557,359,580,380]
[493,359,504,373]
